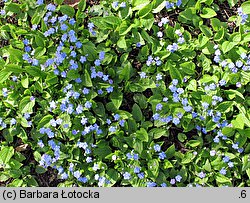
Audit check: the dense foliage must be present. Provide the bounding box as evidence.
[0,0,250,187]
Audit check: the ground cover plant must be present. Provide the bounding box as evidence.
[0,0,250,187]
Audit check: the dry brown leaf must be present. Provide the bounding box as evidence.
[15,144,29,152]
[64,0,80,8]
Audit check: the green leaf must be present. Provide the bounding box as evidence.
[0,147,14,164]
[8,179,23,187]
[138,3,153,17]
[82,69,92,87]
[215,174,231,184]
[232,113,250,129]
[222,127,235,137]
[227,0,238,7]
[210,18,222,31]
[54,0,64,4]
[93,141,112,159]
[178,133,187,142]
[214,30,225,41]
[37,115,53,130]
[19,96,35,114]
[25,66,47,78]
[8,48,23,62]
[187,139,202,148]
[166,144,175,159]
[136,128,148,142]
[117,36,127,49]
[5,3,21,14]
[200,8,217,18]
[78,0,87,11]
[21,76,29,88]
[60,5,75,17]
[163,160,173,169]
[216,101,234,113]
[150,128,168,139]
[93,102,106,117]
[152,0,166,13]
[132,104,143,122]
[82,41,97,61]
[67,69,80,80]
[5,64,22,74]
[35,35,45,47]
[242,155,250,171]
[147,159,159,177]
[0,69,12,83]
[224,89,245,100]
[203,159,212,172]
[106,169,120,186]
[133,140,143,154]
[242,1,250,14]
[110,91,123,109]
[133,94,147,109]
[169,65,183,83]
[9,159,22,170]
[132,0,150,10]
[221,41,235,54]
[180,61,195,75]
[199,25,213,38]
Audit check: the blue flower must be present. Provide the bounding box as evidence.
[84,101,92,109]
[166,1,175,9]
[133,153,139,160]
[136,42,141,47]
[157,31,163,38]
[134,167,141,174]
[159,152,166,159]
[147,182,157,187]
[123,172,131,180]
[40,154,52,168]
[154,144,161,152]
[228,162,234,168]
[73,171,81,179]
[69,18,76,25]
[198,171,206,179]
[37,140,44,148]
[175,175,182,182]
[36,0,44,5]
[156,73,163,80]
[138,172,144,179]
[139,72,147,78]
[173,117,180,125]
[170,178,176,185]
[78,177,88,183]
[47,3,56,11]
[202,102,209,109]
[94,59,101,66]
[126,152,133,160]
[109,126,116,133]
[80,56,87,64]
[61,172,69,180]
[99,51,105,60]
[210,150,216,156]
[156,103,163,111]
[120,2,126,8]
[119,119,125,127]
[86,157,93,163]
[232,142,239,149]
[0,8,6,15]
[223,156,230,163]
[114,114,120,121]
[220,168,227,175]
[106,86,113,93]
[112,1,119,8]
